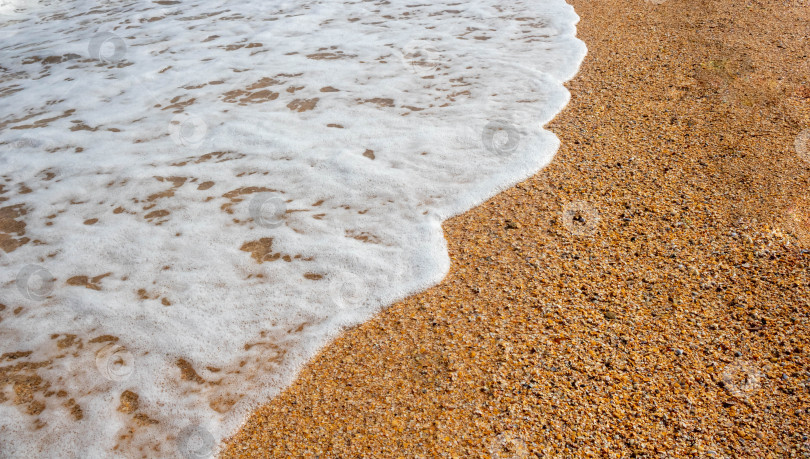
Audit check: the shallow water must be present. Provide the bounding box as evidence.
[0,0,585,456]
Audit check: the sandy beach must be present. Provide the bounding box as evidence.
[222,0,810,456]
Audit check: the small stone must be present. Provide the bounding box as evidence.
[603,311,618,320]
[734,351,742,357]
[674,349,683,356]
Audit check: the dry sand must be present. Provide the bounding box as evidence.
[223,0,810,456]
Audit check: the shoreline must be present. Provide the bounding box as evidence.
[223,0,810,456]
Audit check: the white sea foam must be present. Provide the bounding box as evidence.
[0,0,585,456]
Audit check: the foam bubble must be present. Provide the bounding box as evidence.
[0,0,585,455]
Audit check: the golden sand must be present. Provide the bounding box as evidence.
[219,0,810,456]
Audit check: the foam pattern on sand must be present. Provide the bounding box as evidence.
[0,0,585,456]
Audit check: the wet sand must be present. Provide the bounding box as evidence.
[223,0,810,456]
